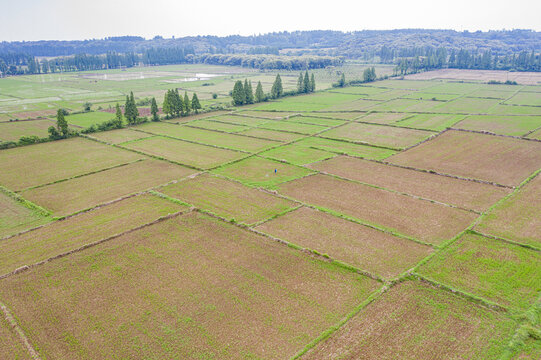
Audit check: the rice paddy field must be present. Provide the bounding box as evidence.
[1,68,540,359]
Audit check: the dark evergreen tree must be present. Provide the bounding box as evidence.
[297,72,304,93]
[271,74,283,99]
[232,80,245,105]
[162,90,172,118]
[124,92,139,125]
[244,79,254,104]
[255,81,265,102]
[303,71,310,93]
[113,103,123,128]
[183,91,191,115]
[310,73,316,92]
[150,97,159,121]
[191,93,201,113]
[56,108,69,137]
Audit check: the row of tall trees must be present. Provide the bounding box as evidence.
[297,71,316,93]
[232,79,257,105]
[196,54,343,70]
[162,89,201,118]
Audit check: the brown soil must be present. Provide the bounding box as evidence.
[256,206,432,279]
[309,156,510,212]
[388,130,541,187]
[278,174,477,245]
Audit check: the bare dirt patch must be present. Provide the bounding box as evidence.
[302,280,516,360]
[278,174,477,245]
[309,156,510,212]
[387,130,541,187]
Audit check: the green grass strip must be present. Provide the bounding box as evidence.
[0,185,51,217]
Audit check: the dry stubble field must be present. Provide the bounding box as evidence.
[1,69,540,359]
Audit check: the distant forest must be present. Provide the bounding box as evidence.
[0,29,540,75]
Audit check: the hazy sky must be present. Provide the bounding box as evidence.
[1,0,539,41]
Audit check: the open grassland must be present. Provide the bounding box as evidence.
[295,136,396,159]
[0,315,30,360]
[236,128,305,142]
[85,128,154,144]
[21,159,195,216]
[0,191,50,239]
[205,114,270,127]
[186,119,250,133]
[434,97,501,113]
[320,123,435,150]
[404,69,541,85]
[527,127,541,140]
[121,136,246,169]
[308,112,365,120]
[309,156,511,212]
[453,115,541,136]
[137,122,280,152]
[286,115,346,127]
[388,130,541,187]
[476,173,541,248]
[369,98,441,112]
[255,206,432,279]
[0,137,142,191]
[356,112,410,124]
[0,212,379,359]
[0,119,54,142]
[277,174,477,245]
[0,194,187,276]
[63,111,114,128]
[236,110,300,119]
[257,119,330,135]
[158,174,296,225]
[260,142,336,165]
[323,98,379,111]
[212,156,314,188]
[505,92,541,106]
[417,232,541,310]
[302,280,516,360]
[395,113,466,131]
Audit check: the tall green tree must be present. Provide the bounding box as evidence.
[244,79,254,104]
[338,73,346,87]
[363,67,376,82]
[162,90,172,118]
[150,97,159,121]
[255,81,265,102]
[191,93,201,113]
[113,103,123,128]
[297,72,304,93]
[310,73,316,92]
[173,89,182,117]
[56,108,69,137]
[303,71,310,93]
[232,80,245,105]
[271,74,283,99]
[183,91,191,115]
[124,92,139,125]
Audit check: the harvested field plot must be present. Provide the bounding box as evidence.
[417,232,541,310]
[321,122,434,149]
[255,207,432,279]
[212,156,314,188]
[454,115,541,136]
[468,88,517,99]
[423,82,482,94]
[257,120,329,135]
[296,137,396,159]
[260,142,336,165]
[0,315,30,360]
[137,122,279,152]
[396,113,466,131]
[328,85,388,95]
[388,130,541,187]
[402,92,460,101]
[278,174,477,245]
[187,119,249,133]
[435,97,500,113]
[404,69,541,85]
[159,174,296,225]
[476,173,541,248]
[0,212,379,359]
[0,137,141,191]
[0,191,50,239]
[165,110,231,124]
[375,79,436,90]
[310,156,510,212]
[85,128,154,144]
[205,114,268,126]
[362,89,412,101]
[121,136,245,169]
[236,128,305,142]
[0,194,187,275]
[256,100,329,111]
[356,112,410,124]
[303,280,516,360]
[0,119,53,142]
[21,159,195,216]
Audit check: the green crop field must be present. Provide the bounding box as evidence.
[1,69,540,359]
